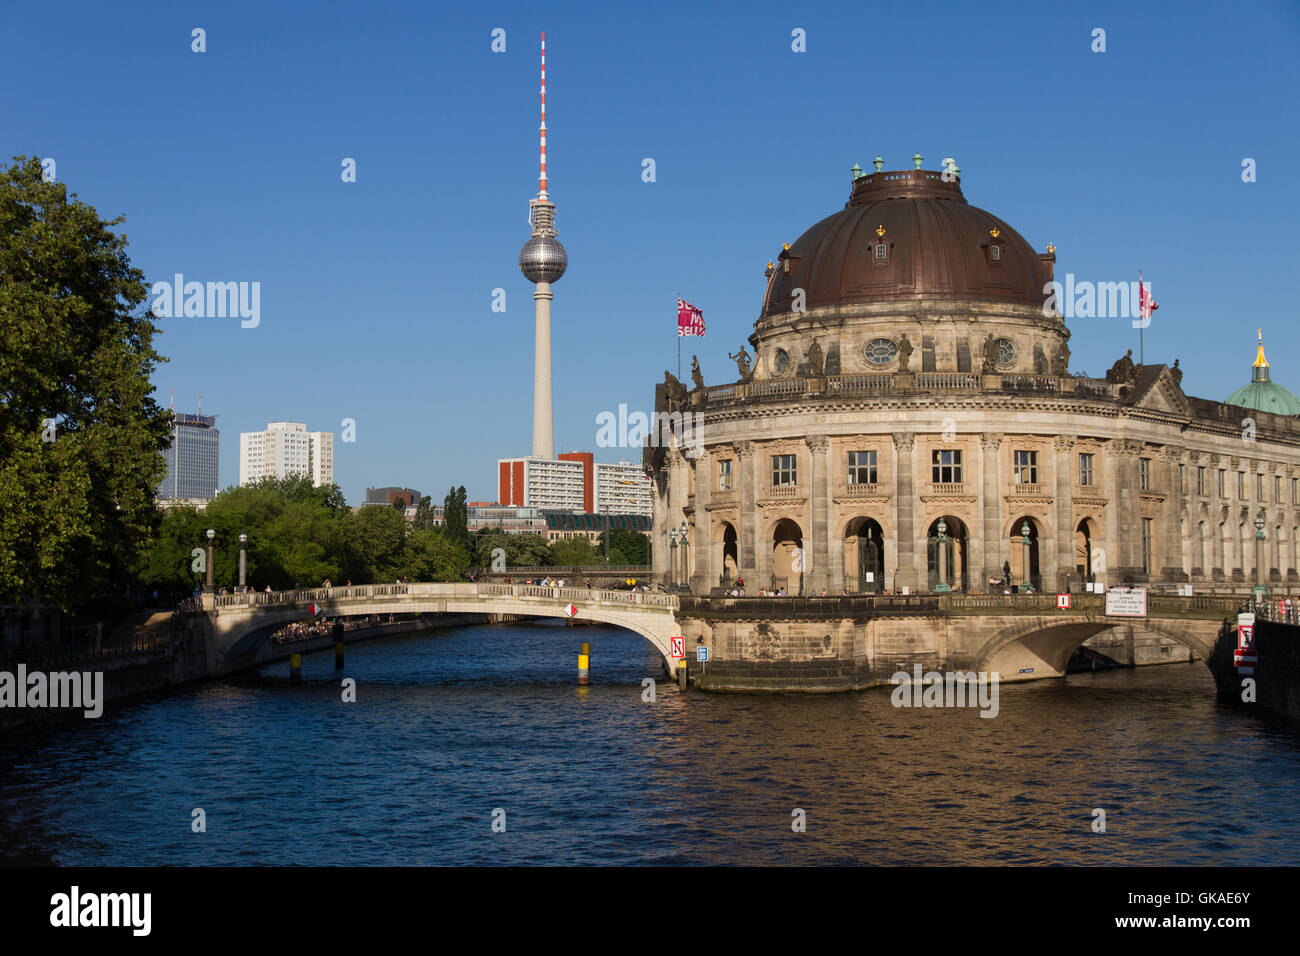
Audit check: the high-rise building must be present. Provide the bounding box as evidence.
[594,460,652,517]
[240,422,334,487]
[498,456,585,512]
[158,412,219,504]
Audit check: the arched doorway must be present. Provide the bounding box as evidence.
[720,522,739,587]
[771,519,804,594]
[1008,516,1041,591]
[1074,518,1098,581]
[844,517,884,593]
[926,516,969,592]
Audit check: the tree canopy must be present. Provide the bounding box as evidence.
[0,155,172,609]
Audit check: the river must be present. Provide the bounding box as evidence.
[2,620,1298,865]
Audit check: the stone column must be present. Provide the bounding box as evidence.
[1051,435,1075,592]
[1158,447,1185,582]
[893,433,917,592]
[1209,455,1225,581]
[735,441,757,587]
[1229,457,1243,580]
[1106,440,1140,582]
[690,449,711,593]
[806,435,831,594]
[980,433,1004,587]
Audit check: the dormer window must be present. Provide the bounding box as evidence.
[873,225,889,265]
[875,243,888,260]
[986,227,1003,266]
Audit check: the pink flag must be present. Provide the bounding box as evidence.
[677,296,705,337]
[1139,273,1158,320]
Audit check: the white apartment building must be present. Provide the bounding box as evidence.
[498,456,586,511]
[240,421,334,487]
[595,460,652,517]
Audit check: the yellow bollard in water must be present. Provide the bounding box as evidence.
[289,652,302,684]
[578,641,590,685]
[677,658,687,691]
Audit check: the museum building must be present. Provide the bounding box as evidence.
[648,158,1300,599]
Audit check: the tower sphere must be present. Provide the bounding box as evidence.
[520,236,568,283]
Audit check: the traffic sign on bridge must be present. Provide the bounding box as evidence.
[564,603,578,618]
[670,637,685,659]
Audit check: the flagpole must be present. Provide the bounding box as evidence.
[1138,270,1144,365]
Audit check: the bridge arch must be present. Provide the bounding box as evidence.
[973,615,1219,681]
[208,584,683,676]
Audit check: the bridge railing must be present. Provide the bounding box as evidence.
[211,583,678,612]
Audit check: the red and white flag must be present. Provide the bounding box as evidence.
[677,296,705,337]
[1138,272,1158,320]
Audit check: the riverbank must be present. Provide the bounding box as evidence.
[0,613,490,733]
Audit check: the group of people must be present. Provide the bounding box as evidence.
[270,613,400,645]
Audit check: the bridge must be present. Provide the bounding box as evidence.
[198,583,1254,692]
[205,583,681,675]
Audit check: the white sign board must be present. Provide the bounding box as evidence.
[1105,587,1147,617]
[865,572,874,583]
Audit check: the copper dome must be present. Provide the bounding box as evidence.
[762,168,1051,318]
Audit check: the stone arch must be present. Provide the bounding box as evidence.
[1006,515,1044,591]
[924,514,970,593]
[769,517,804,593]
[1075,516,1101,581]
[974,616,1219,682]
[714,518,739,587]
[844,515,886,593]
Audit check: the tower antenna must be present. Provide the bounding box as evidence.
[539,31,547,199]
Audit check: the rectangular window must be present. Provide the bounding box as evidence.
[1139,458,1151,491]
[1014,450,1038,484]
[1218,469,1226,497]
[1179,463,1186,492]
[931,449,963,484]
[990,244,1001,262]
[848,450,877,485]
[772,454,797,487]
[718,459,732,491]
[1257,474,1264,500]
[1275,475,1282,502]
[875,243,887,261]
[1293,477,1298,505]
[1141,517,1153,575]
[1238,472,1246,499]
[1197,466,1206,496]
[1078,453,1094,486]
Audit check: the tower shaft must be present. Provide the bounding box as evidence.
[533,283,554,459]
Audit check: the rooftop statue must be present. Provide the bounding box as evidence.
[729,346,755,383]
[897,334,913,373]
[805,339,825,377]
[690,355,705,390]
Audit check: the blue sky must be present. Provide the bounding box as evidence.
[4,0,1298,505]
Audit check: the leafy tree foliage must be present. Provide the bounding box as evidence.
[443,485,469,551]
[0,156,172,609]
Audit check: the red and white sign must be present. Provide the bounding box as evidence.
[1235,624,1257,667]
[308,603,323,616]
[1056,593,1071,610]
[670,637,685,660]
[564,603,578,618]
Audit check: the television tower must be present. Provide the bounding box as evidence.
[518,31,567,460]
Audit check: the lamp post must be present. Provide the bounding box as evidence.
[934,518,952,593]
[1254,513,1267,602]
[238,533,247,589]
[679,520,689,593]
[669,528,678,589]
[205,528,216,592]
[1020,520,1035,593]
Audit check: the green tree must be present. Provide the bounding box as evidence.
[400,528,470,582]
[443,485,469,551]
[550,537,601,567]
[0,156,172,609]
[412,494,435,531]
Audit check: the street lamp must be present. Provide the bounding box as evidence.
[205,528,216,592]
[934,518,951,593]
[679,521,689,593]
[1253,513,1267,602]
[669,528,679,589]
[1020,520,1034,593]
[238,533,248,590]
